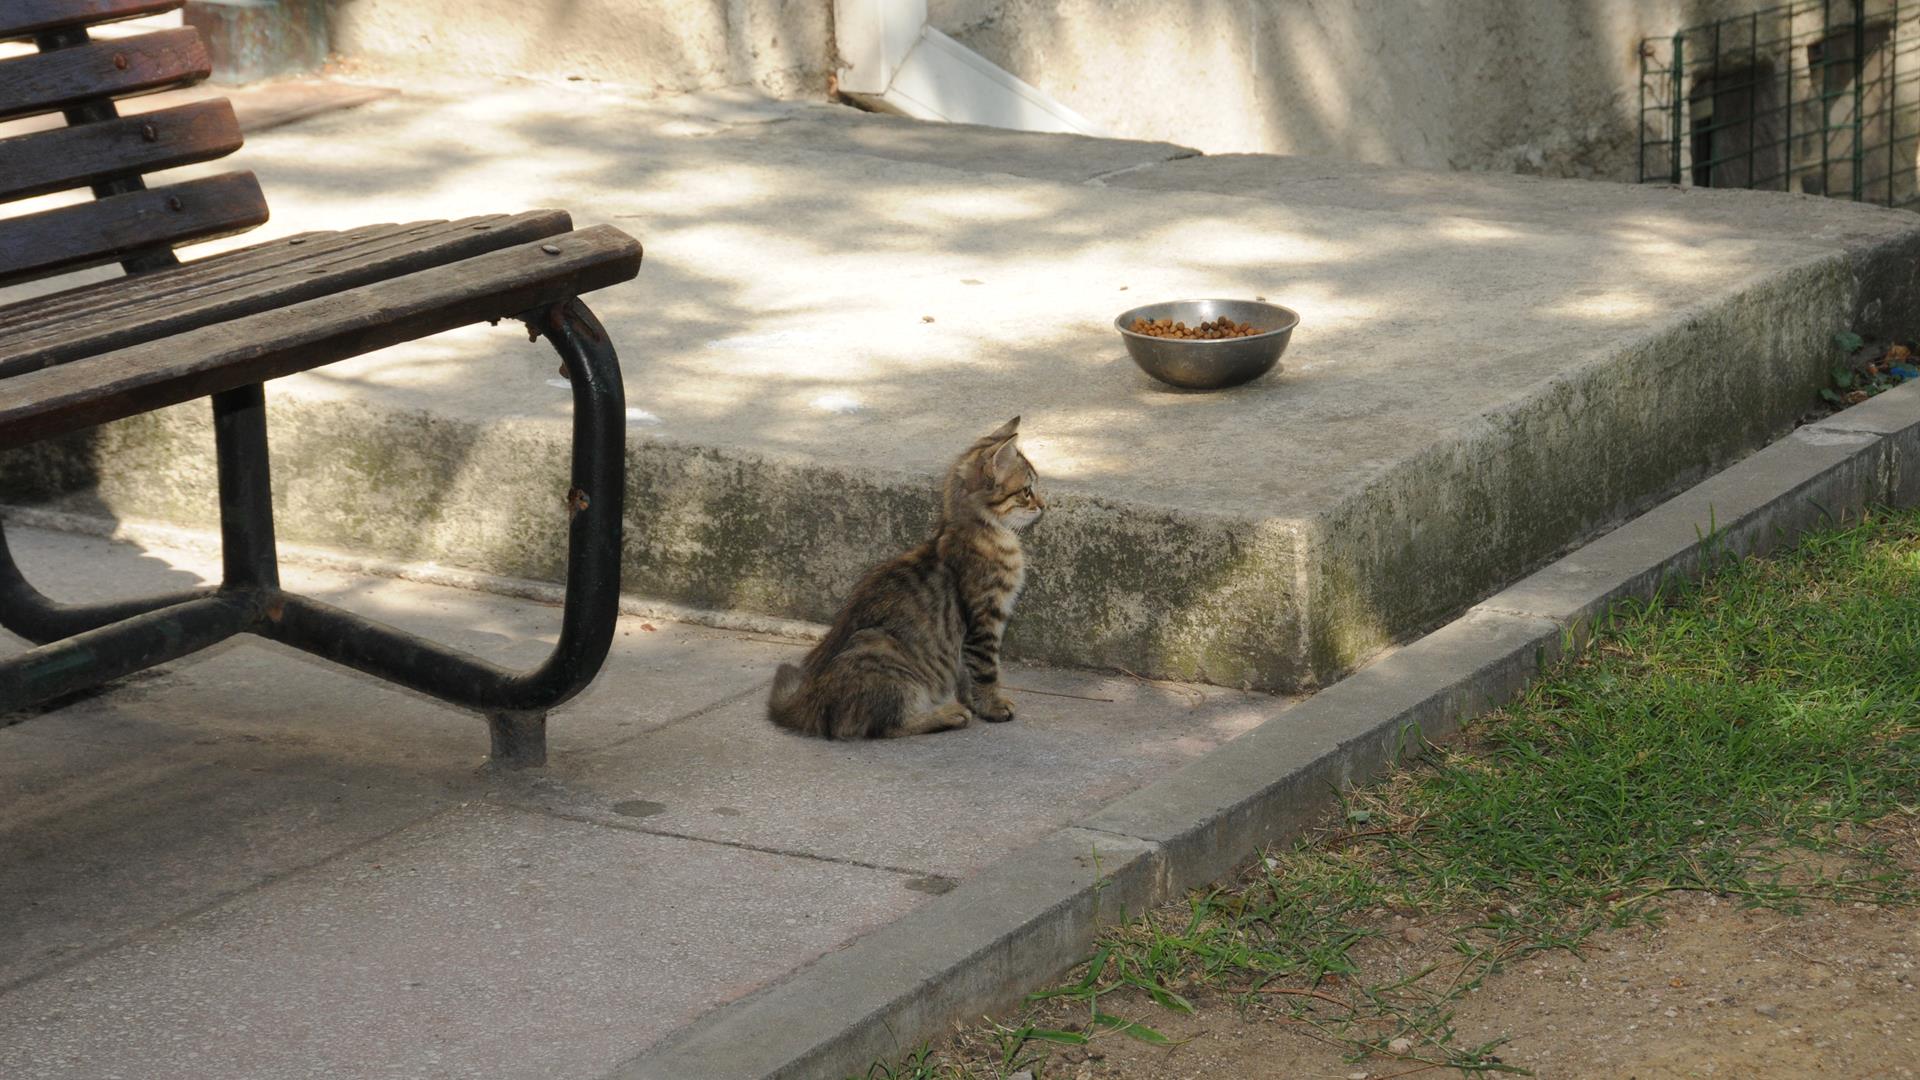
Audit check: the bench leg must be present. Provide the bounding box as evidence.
[4,298,624,768]
[213,383,279,590]
[1,595,251,710]
[0,386,273,711]
[486,710,548,768]
[250,296,626,764]
[0,519,213,644]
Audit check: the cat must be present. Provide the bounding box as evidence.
[767,417,1045,739]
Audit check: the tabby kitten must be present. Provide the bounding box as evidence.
[768,417,1045,739]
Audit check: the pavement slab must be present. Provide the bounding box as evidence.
[0,802,927,1080]
[7,382,1919,1080]
[0,726,450,991]
[519,666,1282,877]
[0,522,1287,1077]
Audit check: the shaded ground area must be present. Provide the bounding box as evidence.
[0,522,1288,1079]
[893,511,1920,1079]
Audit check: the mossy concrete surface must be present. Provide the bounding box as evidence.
[6,82,1919,690]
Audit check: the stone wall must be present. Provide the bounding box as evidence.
[324,0,834,98]
[927,0,1799,180]
[321,1,1908,187]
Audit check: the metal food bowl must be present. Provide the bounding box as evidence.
[1114,298,1300,390]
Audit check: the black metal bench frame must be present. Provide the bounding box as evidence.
[0,2,640,765]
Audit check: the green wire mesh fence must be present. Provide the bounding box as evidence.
[1639,0,1920,208]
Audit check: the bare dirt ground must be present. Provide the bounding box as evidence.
[950,892,1920,1080]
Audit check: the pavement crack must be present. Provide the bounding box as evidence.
[514,803,938,879]
[581,680,770,757]
[1081,150,1201,186]
[1076,823,1159,846]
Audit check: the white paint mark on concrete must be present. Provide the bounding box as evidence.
[1793,427,1876,446]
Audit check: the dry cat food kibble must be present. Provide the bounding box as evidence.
[1129,315,1262,340]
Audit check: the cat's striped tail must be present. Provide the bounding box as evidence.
[766,662,812,732]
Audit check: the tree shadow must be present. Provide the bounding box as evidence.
[8,67,1904,691]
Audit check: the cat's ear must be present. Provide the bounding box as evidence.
[988,430,1023,480]
[986,416,1020,441]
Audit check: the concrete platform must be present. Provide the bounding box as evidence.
[0,521,1285,1078]
[6,79,1920,689]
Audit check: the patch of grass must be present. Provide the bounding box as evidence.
[858,510,1920,1079]
[853,1045,948,1080]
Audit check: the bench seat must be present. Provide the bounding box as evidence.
[0,2,644,766]
[0,218,641,449]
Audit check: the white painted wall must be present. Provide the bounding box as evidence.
[832,0,1101,133]
[325,0,835,98]
[927,0,1809,180]
[324,0,1901,187]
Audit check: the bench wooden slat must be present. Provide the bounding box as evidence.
[4,213,566,343]
[0,0,183,40]
[0,171,267,288]
[0,215,583,339]
[0,99,241,203]
[0,226,644,450]
[0,223,432,332]
[0,211,578,375]
[0,27,208,123]
[2,214,563,332]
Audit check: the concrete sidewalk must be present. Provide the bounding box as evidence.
[0,521,1288,1079]
[7,77,1918,692]
[8,374,1916,1079]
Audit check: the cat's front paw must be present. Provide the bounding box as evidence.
[973,689,1017,723]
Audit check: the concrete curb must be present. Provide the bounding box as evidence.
[617,829,1162,1080]
[620,380,1920,1080]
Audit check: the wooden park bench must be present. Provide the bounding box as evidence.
[0,1,643,765]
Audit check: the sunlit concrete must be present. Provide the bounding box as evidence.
[4,81,1918,689]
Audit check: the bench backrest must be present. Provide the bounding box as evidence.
[0,0,267,289]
